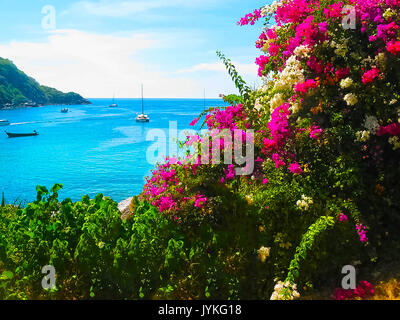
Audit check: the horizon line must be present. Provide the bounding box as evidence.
[87,97,225,100]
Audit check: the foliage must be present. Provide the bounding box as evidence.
[0,185,275,300]
[217,51,251,100]
[0,185,186,299]
[0,57,90,107]
[221,94,243,106]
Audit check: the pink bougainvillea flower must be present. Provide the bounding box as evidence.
[362,68,380,84]
[334,280,374,300]
[289,162,304,174]
[255,55,270,77]
[268,43,280,57]
[387,41,400,55]
[356,223,368,243]
[295,79,318,94]
[310,125,323,139]
[194,194,207,208]
[338,213,348,222]
[376,123,400,136]
[189,117,199,126]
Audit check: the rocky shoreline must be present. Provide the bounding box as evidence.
[118,197,133,216]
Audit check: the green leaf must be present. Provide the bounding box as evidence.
[0,271,14,280]
[50,183,63,194]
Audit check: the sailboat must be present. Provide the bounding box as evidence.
[136,85,150,122]
[109,94,117,108]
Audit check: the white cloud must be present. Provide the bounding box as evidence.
[65,0,219,17]
[0,29,250,98]
[177,62,257,76]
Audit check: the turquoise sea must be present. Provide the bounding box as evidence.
[0,98,227,204]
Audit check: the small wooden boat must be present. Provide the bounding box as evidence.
[5,130,39,138]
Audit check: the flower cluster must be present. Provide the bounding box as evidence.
[270,280,300,300]
[257,246,271,262]
[338,213,349,222]
[356,223,368,243]
[205,104,246,131]
[334,280,375,300]
[296,195,313,211]
[237,9,264,26]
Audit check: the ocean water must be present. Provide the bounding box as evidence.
[0,98,227,204]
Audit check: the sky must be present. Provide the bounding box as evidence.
[0,0,269,98]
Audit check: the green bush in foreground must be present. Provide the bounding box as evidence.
[0,185,186,299]
[0,184,277,300]
[0,183,383,300]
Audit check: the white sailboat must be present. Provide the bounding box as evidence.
[109,94,117,108]
[136,85,150,122]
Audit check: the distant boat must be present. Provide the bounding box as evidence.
[61,108,69,113]
[24,101,39,107]
[0,120,10,126]
[5,130,39,138]
[109,94,117,108]
[136,85,150,122]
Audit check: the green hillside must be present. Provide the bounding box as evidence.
[0,57,91,107]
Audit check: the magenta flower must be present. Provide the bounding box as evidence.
[387,40,400,55]
[295,79,317,94]
[194,194,207,208]
[289,163,303,174]
[310,125,323,139]
[362,68,380,84]
[338,213,348,222]
[356,224,368,243]
[189,117,199,126]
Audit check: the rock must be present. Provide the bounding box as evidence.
[118,197,133,218]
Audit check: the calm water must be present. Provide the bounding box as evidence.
[0,98,227,204]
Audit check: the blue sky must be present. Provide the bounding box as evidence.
[0,0,269,98]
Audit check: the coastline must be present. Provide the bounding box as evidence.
[0,101,92,111]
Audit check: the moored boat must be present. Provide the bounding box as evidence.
[135,85,150,122]
[109,94,118,107]
[5,130,38,138]
[24,101,39,107]
[136,114,150,122]
[0,120,10,126]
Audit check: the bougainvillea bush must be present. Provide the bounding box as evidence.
[1,0,400,300]
[140,0,400,299]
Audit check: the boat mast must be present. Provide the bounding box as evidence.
[141,84,144,114]
[203,88,206,111]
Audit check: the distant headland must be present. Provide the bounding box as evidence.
[0,57,91,109]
